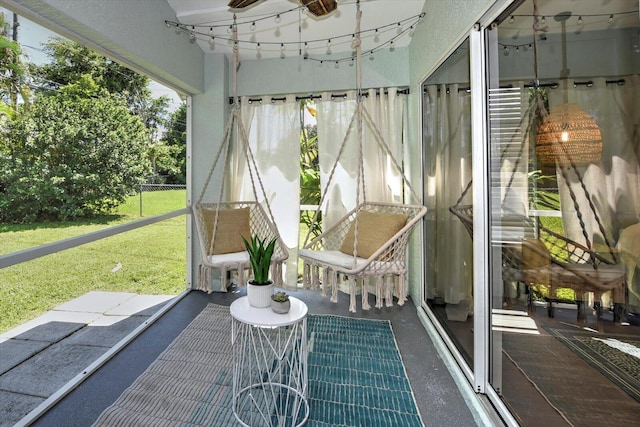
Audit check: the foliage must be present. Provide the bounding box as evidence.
[158,102,187,184]
[0,75,150,223]
[299,100,322,240]
[271,291,289,302]
[0,13,31,122]
[242,235,277,285]
[32,38,150,111]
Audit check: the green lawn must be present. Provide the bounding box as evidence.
[0,190,187,334]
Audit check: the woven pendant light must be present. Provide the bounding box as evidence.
[301,0,337,17]
[535,103,603,166]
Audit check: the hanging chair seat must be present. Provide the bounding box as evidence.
[300,202,427,312]
[450,204,627,321]
[194,201,288,293]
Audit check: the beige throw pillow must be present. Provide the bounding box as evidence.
[202,207,251,255]
[339,211,409,259]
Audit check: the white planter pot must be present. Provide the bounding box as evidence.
[271,299,291,314]
[247,281,274,308]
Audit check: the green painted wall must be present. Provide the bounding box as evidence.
[234,48,409,96]
[405,0,494,305]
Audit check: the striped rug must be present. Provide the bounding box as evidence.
[92,303,423,426]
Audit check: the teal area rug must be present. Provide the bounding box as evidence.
[93,303,423,427]
[547,328,640,403]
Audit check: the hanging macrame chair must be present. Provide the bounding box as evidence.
[449,2,626,323]
[193,19,287,293]
[299,3,427,313]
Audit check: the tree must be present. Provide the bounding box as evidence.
[159,102,187,184]
[32,38,149,112]
[0,13,30,123]
[299,100,321,238]
[0,75,150,223]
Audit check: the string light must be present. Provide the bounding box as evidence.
[275,14,281,23]
[509,15,514,24]
[577,15,583,24]
[540,15,546,24]
[164,10,427,64]
[250,21,256,31]
[608,14,614,23]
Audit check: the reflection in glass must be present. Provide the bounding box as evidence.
[489,0,640,424]
[422,39,474,366]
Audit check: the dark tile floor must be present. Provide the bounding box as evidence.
[431,299,640,427]
[30,287,490,426]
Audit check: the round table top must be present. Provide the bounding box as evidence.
[230,296,308,327]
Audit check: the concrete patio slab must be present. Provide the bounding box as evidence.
[0,339,51,375]
[104,294,175,316]
[0,341,108,397]
[54,291,137,313]
[63,316,148,347]
[0,390,45,427]
[0,314,94,340]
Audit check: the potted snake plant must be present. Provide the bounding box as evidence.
[242,235,277,308]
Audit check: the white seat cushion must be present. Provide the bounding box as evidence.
[206,251,250,268]
[299,249,369,269]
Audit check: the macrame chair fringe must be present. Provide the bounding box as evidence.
[300,202,426,312]
[298,3,426,312]
[193,19,288,294]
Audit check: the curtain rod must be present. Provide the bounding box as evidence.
[228,87,410,104]
[424,78,627,94]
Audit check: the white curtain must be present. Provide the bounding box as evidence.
[548,76,640,248]
[423,84,473,314]
[316,88,407,229]
[229,96,301,290]
[548,75,640,309]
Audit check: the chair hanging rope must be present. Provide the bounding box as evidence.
[193,16,287,292]
[300,1,427,312]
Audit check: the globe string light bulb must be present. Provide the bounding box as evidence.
[275,14,281,23]
[509,15,514,24]
[540,15,546,25]
[577,16,583,25]
[609,14,614,23]
[374,29,380,43]
[250,21,256,31]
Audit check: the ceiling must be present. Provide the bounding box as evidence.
[165,0,426,61]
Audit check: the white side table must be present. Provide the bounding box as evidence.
[230,296,309,427]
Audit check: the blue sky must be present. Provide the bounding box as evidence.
[2,7,183,111]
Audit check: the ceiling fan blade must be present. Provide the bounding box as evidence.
[301,0,338,17]
[228,0,261,9]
